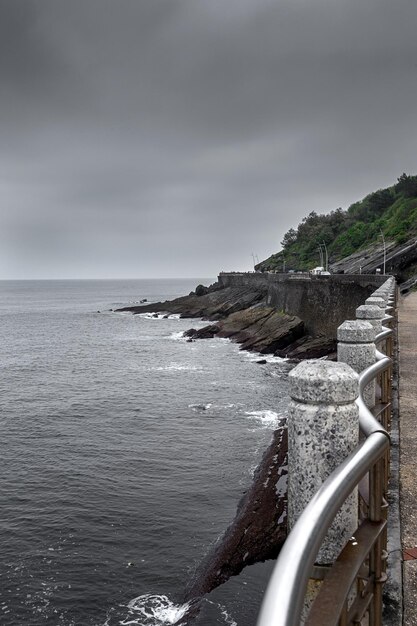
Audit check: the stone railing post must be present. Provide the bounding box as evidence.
[337,320,377,408]
[372,285,389,298]
[365,295,386,312]
[356,304,384,335]
[288,360,359,563]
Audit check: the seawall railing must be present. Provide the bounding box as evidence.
[257,276,396,626]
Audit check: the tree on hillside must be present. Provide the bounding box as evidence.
[366,189,393,216]
[395,173,417,197]
[261,173,416,272]
[281,228,297,249]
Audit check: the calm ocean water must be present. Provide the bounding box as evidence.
[0,279,290,626]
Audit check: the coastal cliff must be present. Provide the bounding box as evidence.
[117,273,384,359]
[117,282,334,358]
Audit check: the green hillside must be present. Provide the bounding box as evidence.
[257,173,417,272]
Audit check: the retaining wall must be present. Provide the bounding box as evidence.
[218,272,386,337]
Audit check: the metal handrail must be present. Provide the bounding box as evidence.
[357,357,391,439]
[257,286,395,626]
[257,433,389,626]
[375,328,392,345]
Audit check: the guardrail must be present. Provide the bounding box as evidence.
[257,277,396,626]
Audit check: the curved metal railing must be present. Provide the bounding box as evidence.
[257,280,396,626]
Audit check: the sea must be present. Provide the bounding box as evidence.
[0,279,291,626]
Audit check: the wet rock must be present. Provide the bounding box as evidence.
[116,282,336,359]
[221,308,304,353]
[195,284,209,296]
[116,285,266,319]
[183,427,288,602]
[184,325,220,339]
[275,335,337,360]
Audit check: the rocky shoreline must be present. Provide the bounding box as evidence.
[116,280,334,614]
[116,281,336,360]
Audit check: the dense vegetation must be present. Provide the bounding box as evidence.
[257,173,417,272]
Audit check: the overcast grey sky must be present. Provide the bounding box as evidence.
[1,0,417,279]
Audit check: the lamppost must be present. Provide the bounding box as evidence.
[379,230,386,275]
[317,242,328,271]
[317,246,324,267]
[321,241,328,272]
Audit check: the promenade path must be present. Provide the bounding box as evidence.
[399,291,417,625]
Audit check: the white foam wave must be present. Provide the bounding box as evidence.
[246,353,288,364]
[169,331,185,341]
[137,313,168,320]
[244,409,283,427]
[121,594,190,626]
[151,363,202,372]
[189,402,213,411]
[188,402,242,412]
[137,312,182,321]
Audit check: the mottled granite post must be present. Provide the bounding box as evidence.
[288,360,359,563]
[356,304,384,334]
[365,296,386,311]
[371,290,388,305]
[337,320,376,408]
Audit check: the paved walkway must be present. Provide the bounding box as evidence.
[399,291,417,625]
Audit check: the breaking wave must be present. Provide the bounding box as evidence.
[118,594,237,626]
[244,409,284,427]
[120,594,190,626]
[150,363,202,372]
[188,402,213,411]
[137,313,169,320]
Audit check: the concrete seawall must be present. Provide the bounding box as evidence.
[218,272,385,337]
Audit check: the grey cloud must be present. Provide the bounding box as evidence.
[1,0,417,278]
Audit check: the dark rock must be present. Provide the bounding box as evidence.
[185,325,220,339]
[206,281,222,293]
[195,284,209,296]
[212,306,304,354]
[115,281,340,359]
[256,359,267,364]
[115,285,267,319]
[186,338,193,343]
[275,335,337,359]
[183,427,287,602]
